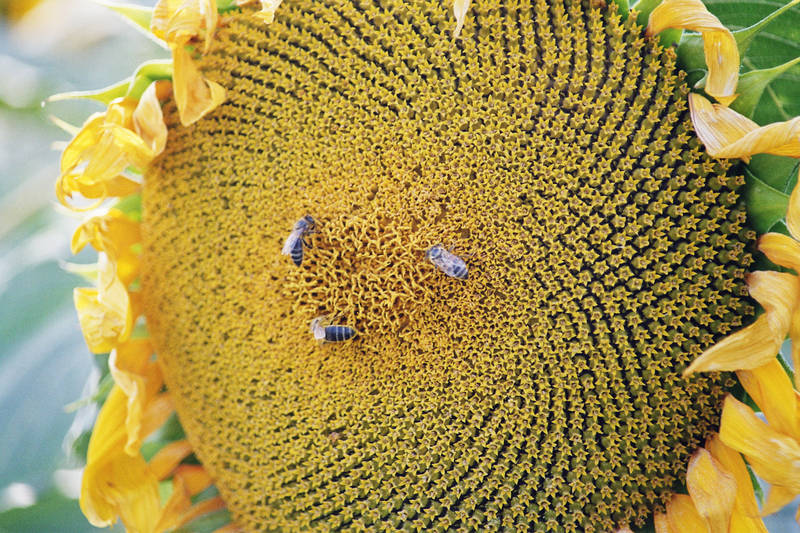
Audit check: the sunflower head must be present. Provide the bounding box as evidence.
[56,0,800,531]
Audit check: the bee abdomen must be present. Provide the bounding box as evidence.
[451,263,468,279]
[324,325,357,342]
[290,239,304,266]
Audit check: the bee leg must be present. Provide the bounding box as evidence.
[302,237,314,249]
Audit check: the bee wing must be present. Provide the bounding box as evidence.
[281,229,301,255]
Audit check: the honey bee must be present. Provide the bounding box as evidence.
[426,244,468,279]
[281,215,316,266]
[310,316,357,342]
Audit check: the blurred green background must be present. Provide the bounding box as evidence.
[0,0,797,532]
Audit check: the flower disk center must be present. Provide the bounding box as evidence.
[142,1,753,530]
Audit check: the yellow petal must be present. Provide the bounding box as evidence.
[689,93,800,162]
[200,0,218,53]
[763,485,798,516]
[663,494,710,533]
[74,255,133,353]
[71,209,142,285]
[687,448,737,533]
[791,309,800,391]
[132,82,168,157]
[727,509,769,533]
[720,395,800,494]
[684,271,798,374]
[172,44,226,126]
[80,386,160,531]
[57,98,154,209]
[647,0,738,105]
[737,359,800,442]
[453,0,471,40]
[706,434,762,520]
[153,471,192,532]
[175,496,226,528]
[252,0,282,24]
[149,440,194,480]
[109,339,162,455]
[152,0,217,52]
[758,233,800,273]
[788,170,800,241]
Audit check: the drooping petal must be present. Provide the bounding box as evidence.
[171,44,226,126]
[689,93,800,162]
[132,81,168,156]
[658,494,709,533]
[152,0,217,52]
[74,255,133,354]
[686,448,736,533]
[80,386,161,531]
[109,339,163,455]
[453,0,471,40]
[684,271,798,374]
[719,396,800,495]
[705,434,763,521]
[737,359,800,441]
[647,0,738,105]
[71,209,142,285]
[148,440,195,480]
[57,98,157,209]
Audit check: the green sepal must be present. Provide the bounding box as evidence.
[48,79,130,106]
[732,0,800,58]
[731,56,800,118]
[746,464,765,505]
[126,60,174,100]
[744,166,790,234]
[93,1,152,32]
[93,0,167,49]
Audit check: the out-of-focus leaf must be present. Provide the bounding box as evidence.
[0,490,119,533]
[172,509,232,533]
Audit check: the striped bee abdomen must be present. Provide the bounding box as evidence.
[324,325,357,342]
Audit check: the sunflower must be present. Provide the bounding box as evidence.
[54,0,800,531]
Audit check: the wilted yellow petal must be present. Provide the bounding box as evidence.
[453,0,471,39]
[80,386,160,531]
[132,82,168,156]
[110,339,162,455]
[737,359,800,441]
[706,434,762,520]
[152,0,217,52]
[251,0,282,24]
[689,93,800,162]
[662,494,709,533]
[74,255,132,353]
[687,448,736,533]
[685,271,798,374]
[172,44,226,126]
[57,98,154,209]
[720,395,800,494]
[71,209,142,285]
[140,393,174,437]
[647,0,738,105]
[149,440,194,480]
[175,496,226,528]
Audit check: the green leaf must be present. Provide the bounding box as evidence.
[748,153,799,194]
[732,0,800,57]
[113,193,143,222]
[217,0,242,13]
[732,56,800,118]
[743,167,790,233]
